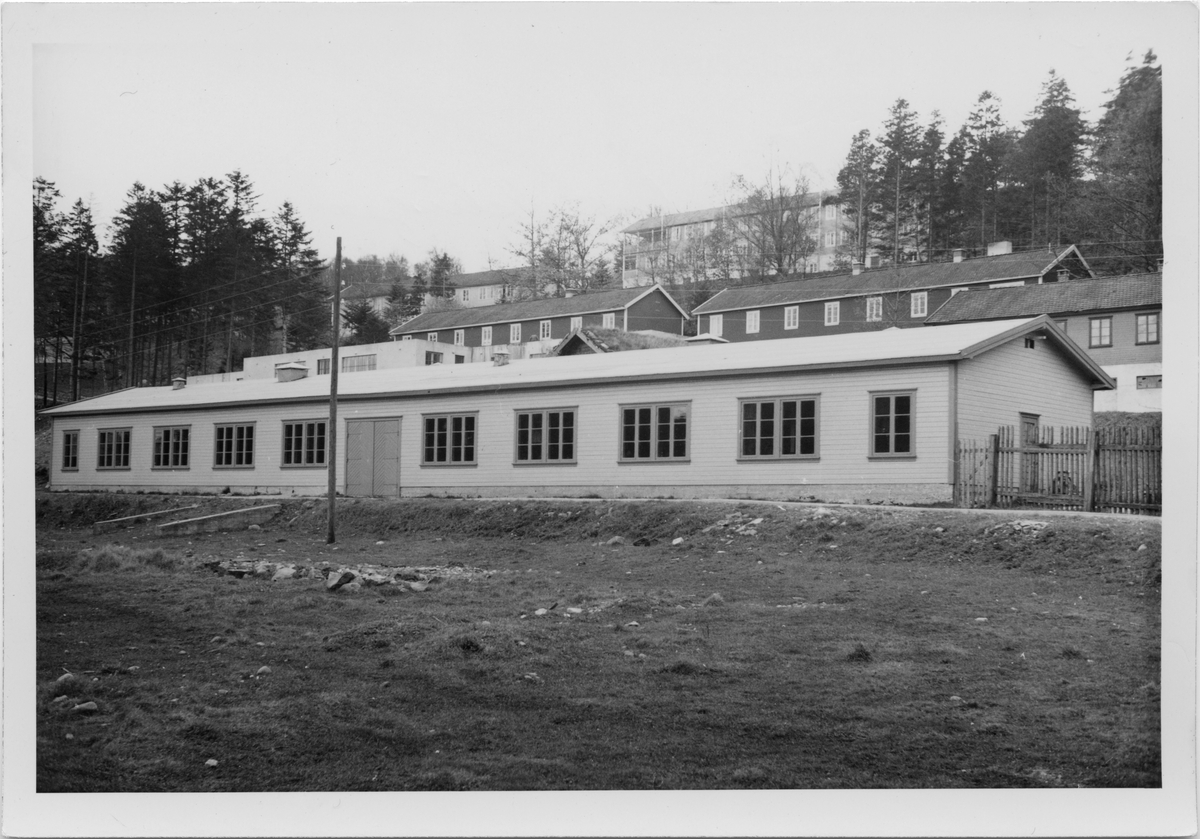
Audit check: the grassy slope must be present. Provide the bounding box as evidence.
[35,496,1161,791]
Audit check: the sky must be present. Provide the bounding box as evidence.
[18,3,1193,274]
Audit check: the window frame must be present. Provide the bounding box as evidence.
[213,422,256,469]
[317,358,331,375]
[281,419,328,468]
[618,402,691,463]
[152,425,192,470]
[570,316,583,331]
[910,292,928,318]
[602,312,616,329]
[342,354,377,373]
[428,332,438,344]
[97,427,132,470]
[737,395,820,462]
[509,323,521,344]
[1089,316,1113,348]
[746,310,760,334]
[421,412,479,466]
[514,407,578,465]
[783,306,799,330]
[709,313,723,337]
[1135,312,1160,345]
[866,297,883,323]
[824,301,840,327]
[481,326,492,347]
[1136,374,1162,389]
[453,329,465,346]
[539,320,553,340]
[61,429,80,471]
[868,390,916,460]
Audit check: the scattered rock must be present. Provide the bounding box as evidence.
[933,527,945,533]
[52,695,71,704]
[950,695,963,702]
[127,666,140,672]
[326,570,356,592]
[624,621,640,627]
[256,666,271,676]
[72,701,99,713]
[566,607,583,614]
[218,689,230,695]
[407,580,429,592]
[252,561,273,578]
[271,566,297,582]
[671,537,684,546]
[606,536,625,546]
[56,672,75,684]
[375,540,387,546]
[975,617,988,622]
[205,759,219,767]
[522,672,542,683]
[702,593,726,607]
[534,608,549,616]
[1137,544,1147,552]
[248,524,261,531]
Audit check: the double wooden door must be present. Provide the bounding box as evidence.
[345,419,400,497]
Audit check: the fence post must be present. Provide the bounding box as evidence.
[1083,427,1098,513]
[987,433,1000,508]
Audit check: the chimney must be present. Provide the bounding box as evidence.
[1057,268,1071,282]
[171,376,186,390]
[274,361,309,383]
[851,261,863,276]
[952,248,965,263]
[986,240,1013,257]
[492,349,510,367]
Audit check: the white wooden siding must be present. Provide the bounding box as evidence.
[955,338,1096,443]
[51,364,951,494]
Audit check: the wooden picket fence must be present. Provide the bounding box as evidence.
[954,424,1161,516]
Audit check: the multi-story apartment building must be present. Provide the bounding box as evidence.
[620,197,851,288]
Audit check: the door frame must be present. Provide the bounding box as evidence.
[344,416,403,497]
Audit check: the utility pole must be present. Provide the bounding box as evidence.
[327,237,342,544]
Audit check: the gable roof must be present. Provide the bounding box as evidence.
[42,317,1112,419]
[390,285,688,335]
[692,247,1090,315]
[925,273,1162,323]
[550,326,690,356]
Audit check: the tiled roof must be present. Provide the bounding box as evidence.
[925,273,1162,323]
[43,317,1109,418]
[692,248,1082,314]
[391,286,680,334]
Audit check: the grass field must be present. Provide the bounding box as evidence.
[35,494,1161,791]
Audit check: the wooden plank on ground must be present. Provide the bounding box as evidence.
[156,505,281,537]
[92,504,202,535]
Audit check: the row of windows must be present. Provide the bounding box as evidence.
[1083,313,1159,348]
[421,314,616,346]
[709,293,928,336]
[62,422,322,471]
[62,393,916,473]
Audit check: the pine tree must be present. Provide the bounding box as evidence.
[836,129,880,266]
[876,99,922,264]
[1015,71,1088,249]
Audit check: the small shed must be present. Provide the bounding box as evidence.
[42,316,1111,505]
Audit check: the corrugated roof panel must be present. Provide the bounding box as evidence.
[45,317,1100,418]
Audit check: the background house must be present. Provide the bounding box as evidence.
[43,316,1110,504]
[691,244,1093,342]
[925,272,1162,412]
[390,285,689,362]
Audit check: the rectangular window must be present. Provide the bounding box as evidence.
[455,355,465,364]
[746,310,760,334]
[1136,312,1160,345]
[624,255,637,271]
[97,428,131,469]
[1090,317,1113,348]
[824,204,836,220]
[1054,319,1068,333]
[425,351,443,365]
[153,426,190,469]
[282,421,326,466]
[709,313,723,337]
[428,332,438,344]
[602,312,616,328]
[1137,375,1162,389]
[342,354,377,373]
[620,403,689,462]
[510,323,521,344]
[540,320,552,340]
[866,297,883,322]
[317,358,331,375]
[740,397,819,459]
[824,231,836,248]
[910,292,928,318]
[570,316,583,331]
[871,392,915,458]
[423,413,477,464]
[453,329,465,346]
[62,430,79,470]
[515,409,577,464]
[824,301,840,327]
[784,306,799,330]
[401,335,413,342]
[214,423,255,468]
[482,326,492,346]
[461,288,469,302]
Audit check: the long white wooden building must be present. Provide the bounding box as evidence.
[41,317,1113,505]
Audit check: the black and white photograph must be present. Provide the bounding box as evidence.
[3,2,1196,836]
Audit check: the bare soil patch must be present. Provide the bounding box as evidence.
[36,493,1161,790]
